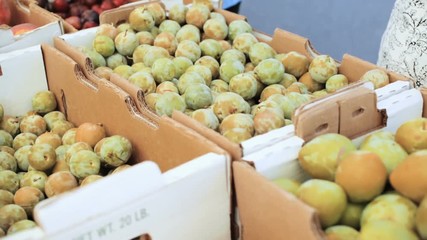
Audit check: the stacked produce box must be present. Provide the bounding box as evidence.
[0,0,426,239]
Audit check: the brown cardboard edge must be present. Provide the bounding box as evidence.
[339,53,412,84]
[233,161,326,240]
[172,111,243,160]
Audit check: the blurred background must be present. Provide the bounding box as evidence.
[239,0,395,64]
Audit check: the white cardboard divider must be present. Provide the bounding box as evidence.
[0,45,48,116]
[31,153,230,240]
[59,27,97,50]
[375,80,412,102]
[0,21,63,53]
[241,125,295,157]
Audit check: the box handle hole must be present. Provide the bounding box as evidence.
[352,107,365,117]
[315,123,328,133]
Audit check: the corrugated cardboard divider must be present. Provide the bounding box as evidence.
[293,83,384,142]
[42,43,226,172]
[232,161,325,240]
[7,0,62,27]
[339,54,411,83]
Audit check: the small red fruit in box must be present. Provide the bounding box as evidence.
[100,0,113,11]
[82,21,97,29]
[91,4,102,15]
[65,16,81,30]
[112,0,127,7]
[52,0,69,12]
[0,0,11,25]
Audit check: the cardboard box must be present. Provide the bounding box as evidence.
[0,0,64,52]
[0,44,232,239]
[233,81,425,240]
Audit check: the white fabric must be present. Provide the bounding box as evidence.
[378,0,427,87]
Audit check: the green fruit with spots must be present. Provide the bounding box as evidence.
[113,65,135,80]
[99,135,132,168]
[80,48,106,68]
[199,39,223,59]
[360,69,389,89]
[0,130,13,148]
[151,58,176,84]
[0,204,27,232]
[248,42,276,66]
[43,111,66,131]
[1,116,21,137]
[69,150,101,179]
[203,18,228,40]
[184,84,213,110]
[61,128,77,145]
[7,219,37,235]
[175,40,201,63]
[210,79,229,93]
[219,113,254,135]
[0,170,19,193]
[173,56,193,79]
[279,73,297,88]
[115,30,139,56]
[195,56,220,79]
[186,65,212,86]
[28,143,56,171]
[116,23,133,33]
[324,225,359,240]
[271,178,301,196]
[159,20,181,36]
[0,152,16,172]
[96,23,118,40]
[229,73,258,100]
[232,33,258,55]
[326,74,349,93]
[106,53,127,69]
[153,32,178,55]
[129,6,155,32]
[254,58,284,85]
[253,108,286,135]
[359,220,418,240]
[32,91,57,114]
[156,81,178,94]
[220,49,246,65]
[178,71,206,94]
[169,4,188,25]
[191,108,219,130]
[228,20,252,41]
[338,202,364,229]
[143,46,170,68]
[132,44,152,64]
[0,190,13,208]
[80,175,103,187]
[155,92,187,117]
[35,132,62,149]
[20,171,47,193]
[65,142,93,164]
[92,35,115,57]
[222,128,252,143]
[145,93,160,111]
[219,59,245,83]
[128,71,156,95]
[136,31,154,45]
[19,115,46,136]
[185,4,210,29]
[259,84,285,102]
[309,55,338,84]
[212,92,250,121]
[176,24,201,43]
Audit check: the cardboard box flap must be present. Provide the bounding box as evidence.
[270,28,318,59]
[339,53,412,84]
[293,82,384,141]
[422,87,427,118]
[42,44,227,171]
[214,8,247,24]
[34,153,230,240]
[172,110,243,160]
[0,45,48,116]
[233,161,325,240]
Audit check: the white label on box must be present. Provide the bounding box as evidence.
[0,21,63,53]
[0,45,48,116]
[35,153,230,240]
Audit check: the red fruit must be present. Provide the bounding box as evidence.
[69,3,88,16]
[11,23,38,35]
[52,0,69,12]
[91,4,102,15]
[82,20,97,29]
[0,0,11,25]
[100,0,113,11]
[83,0,98,7]
[65,16,81,30]
[112,0,126,7]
